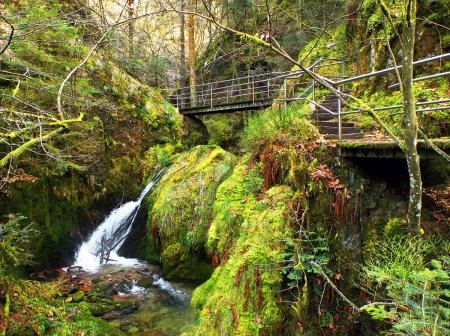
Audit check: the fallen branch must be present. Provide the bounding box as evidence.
[309,260,396,313]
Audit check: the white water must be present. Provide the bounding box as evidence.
[153,276,189,303]
[72,170,164,272]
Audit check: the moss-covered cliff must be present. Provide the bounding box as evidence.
[145,145,235,279]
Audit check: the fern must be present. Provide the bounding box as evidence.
[362,236,450,335]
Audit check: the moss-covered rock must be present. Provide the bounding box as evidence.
[146,145,235,279]
[187,159,294,335]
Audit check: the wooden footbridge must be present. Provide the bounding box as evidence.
[167,53,450,148]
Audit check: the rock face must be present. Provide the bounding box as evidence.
[146,145,235,280]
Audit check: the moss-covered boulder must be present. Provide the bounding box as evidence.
[146,145,235,279]
[187,158,294,335]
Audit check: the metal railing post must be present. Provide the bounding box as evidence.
[338,85,342,144]
[283,78,287,113]
[341,62,345,91]
[210,83,213,109]
[312,65,316,102]
[252,76,255,104]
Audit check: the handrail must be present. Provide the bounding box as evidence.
[388,71,450,89]
[343,98,450,115]
[170,57,344,94]
[333,53,450,85]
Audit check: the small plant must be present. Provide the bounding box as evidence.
[361,235,450,335]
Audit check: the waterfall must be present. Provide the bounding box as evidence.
[72,169,165,272]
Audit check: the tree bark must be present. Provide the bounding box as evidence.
[188,0,197,106]
[128,0,135,58]
[401,0,421,235]
[180,0,187,104]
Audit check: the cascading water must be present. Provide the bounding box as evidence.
[72,169,165,272]
[69,169,194,335]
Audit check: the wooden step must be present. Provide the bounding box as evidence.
[324,132,364,140]
[318,125,362,135]
[321,98,339,105]
[316,106,337,114]
[311,112,335,121]
[316,121,356,127]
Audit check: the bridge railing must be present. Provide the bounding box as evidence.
[168,71,289,110]
[167,57,346,111]
[281,53,450,142]
[167,53,450,143]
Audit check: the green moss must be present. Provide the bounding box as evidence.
[188,172,294,335]
[4,281,123,336]
[146,145,235,279]
[384,217,407,238]
[239,103,319,155]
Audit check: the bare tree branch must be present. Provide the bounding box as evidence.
[0,12,14,56]
[418,129,450,163]
[309,260,397,313]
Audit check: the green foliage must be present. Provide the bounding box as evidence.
[290,232,331,283]
[239,103,319,154]
[0,214,39,274]
[4,287,121,336]
[204,114,245,148]
[143,142,184,176]
[361,236,450,335]
[350,78,450,137]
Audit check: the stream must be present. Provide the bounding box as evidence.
[64,170,195,335]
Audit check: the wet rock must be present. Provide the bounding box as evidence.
[89,302,114,317]
[127,326,140,334]
[146,330,164,336]
[71,291,85,303]
[101,303,138,320]
[138,277,153,288]
[147,265,162,275]
[69,286,80,294]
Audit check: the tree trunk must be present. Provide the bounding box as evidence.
[180,0,187,105]
[128,0,135,58]
[188,0,196,106]
[401,0,421,235]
